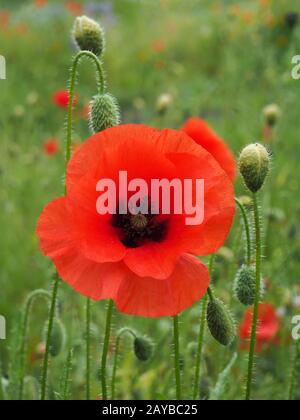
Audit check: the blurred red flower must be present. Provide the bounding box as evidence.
[43,139,59,156]
[34,0,48,7]
[37,125,235,317]
[152,39,166,53]
[240,303,280,351]
[53,90,78,109]
[0,11,10,28]
[182,117,237,182]
[64,1,83,16]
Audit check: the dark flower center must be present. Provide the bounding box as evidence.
[112,211,168,248]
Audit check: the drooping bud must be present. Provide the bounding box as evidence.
[234,265,256,306]
[43,318,66,358]
[207,298,236,346]
[89,93,120,134]
[73,15,105,57]
[239,143,270,193]
[133,336,153,362]
[263,104,281,127]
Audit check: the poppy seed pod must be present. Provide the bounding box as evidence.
[207,298,236,346]
[89,93,120,134]
[73,15,105,57]
[239,143,270,193]
[263,104,281,127]
[133,336,153,362]
[234,265,256,306]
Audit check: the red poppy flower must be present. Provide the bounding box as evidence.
[182,117,237,182]
[53,90,78,109]
[240,303,280,351]
[34,0,48,7]
[37,125,235,317]
[64,1,83,16]
[43,139,59,156]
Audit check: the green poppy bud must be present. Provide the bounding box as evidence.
[73,15,105,57]
[263,104,281,127]
[239,143,270,193]
[133,336,153,362]
[89,93,120,134]
[207,298,236,346]
[234,265,256,306]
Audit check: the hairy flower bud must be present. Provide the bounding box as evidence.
[207,298,236,346]
[239,143,270,193]
[133,336,153,362]
[89,93,120,134]
[263,104,281,127]
[73,15,105,56]
[234,265,256,306]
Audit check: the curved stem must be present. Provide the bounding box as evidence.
[173,315,181,400]
[287,338,300,400]
[86,298,91,401]
[245,193,262,400]
[235,197,252,265]
[192,254,215,400]
[66,50,105,169]
[111,328,137,400]
[101,299,114,400]
[40,275,59,400]
[18,290,51,400]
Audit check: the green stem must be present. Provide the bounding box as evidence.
[86,298,91,401]
[287,338,300,400]
[111,328,137,400]
[62,348,73,400]
[0,360,5,400]
[18,290,51,400]
[173,314,181,400]
[66,50,105,169]
[40,275,59,400]
[101,299,114,400]
[245,193,262,400]
[235,197,252,265]
[192,255,215,400]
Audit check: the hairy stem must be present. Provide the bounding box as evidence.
[235,197,252,265]
[86,298,91,401]
[111,328,137,400]
[101,299,114,400]
[192,255,215,399]
[287,338,300,400]
[40,275,59,400]
[18,290,51,400]
[245,193,262,400]
[173,314,181,400]
[66,50,105,169]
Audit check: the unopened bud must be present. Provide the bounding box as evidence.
[134,336,153,362]
[285,12,299,30]
[207,298,236,346]
[263,104,281,127]
[73,15,105,57]
[234,265,256,306]
[89,93,120,134]
[156,93,173,114]
[239,143,270,193]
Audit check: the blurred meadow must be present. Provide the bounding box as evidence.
[1,0,300,400]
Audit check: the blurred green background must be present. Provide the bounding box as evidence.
[1,0,300,400]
